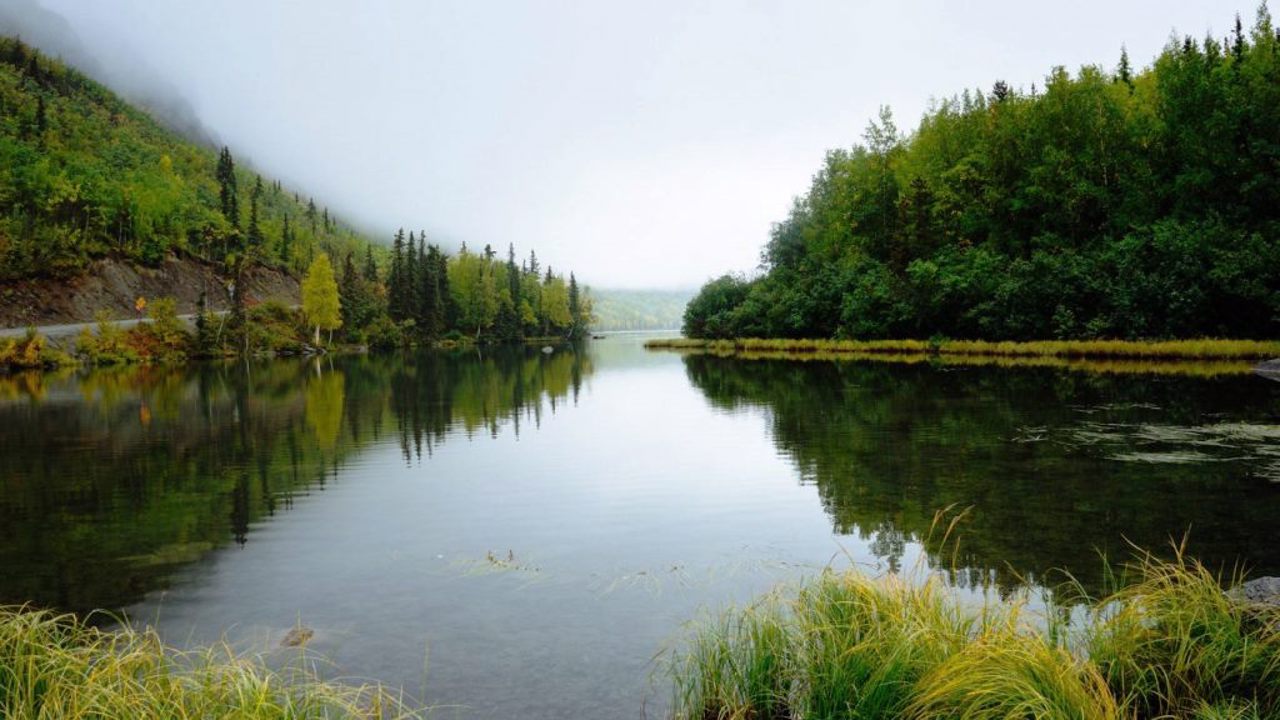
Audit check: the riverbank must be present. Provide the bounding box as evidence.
[669,550,1280,720]
[647,337,1280,360]
[0,607,421,719]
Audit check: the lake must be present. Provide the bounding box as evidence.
[2,334,1278,718]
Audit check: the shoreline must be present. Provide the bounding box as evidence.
[645,337,1280,361]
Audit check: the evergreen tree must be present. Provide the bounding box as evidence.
[247,176,264,249]
[363,245,378,283]
[568,272,582,339]
[389,229,406,320]
[1117,46,1133,88]
[215,147,239,228]
[405,231,420,323]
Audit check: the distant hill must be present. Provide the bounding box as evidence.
[0,34,375,285]
[589,288,694,331]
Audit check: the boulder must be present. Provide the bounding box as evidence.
[1232,576,1280,607]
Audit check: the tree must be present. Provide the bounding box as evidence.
[216,147,239,228]
[247,176,264,249]
[363,245,378,283]
[302,253,342,345]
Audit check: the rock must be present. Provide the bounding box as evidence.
[541,345,554,354]
[281,626,314,647]
[1255,359,1280,382]
[1231,577,1280,607]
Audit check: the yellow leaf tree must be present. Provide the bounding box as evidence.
[302,252,342,345]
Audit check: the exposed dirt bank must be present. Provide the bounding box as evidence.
[0,255,299,328]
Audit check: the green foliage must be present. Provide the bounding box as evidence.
[670,553,1280,720]
[0,328,70,370]
[685,11,1280,340]
[301,252,341,344]
[0,36,380,282]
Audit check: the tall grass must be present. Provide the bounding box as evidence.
[668,550,1280,720]
[645,337,1280,361]
[0,607,422,719]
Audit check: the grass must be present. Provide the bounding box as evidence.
[645,337,1280,360]
[0,606,423,719]
[668,547,1280,720]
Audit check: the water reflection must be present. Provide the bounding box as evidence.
[0,348,591,613]
[681,354,1280,595]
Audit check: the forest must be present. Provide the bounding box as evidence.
[0,35,591,351]
[684,7,1280,341]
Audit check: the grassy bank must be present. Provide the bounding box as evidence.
[0,607,421,719]
[646,337,1280,360]
[669,550,1280,720]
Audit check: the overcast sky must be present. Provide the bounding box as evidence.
[30,1,1245,288]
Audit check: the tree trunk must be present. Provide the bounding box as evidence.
[314,324,320,346]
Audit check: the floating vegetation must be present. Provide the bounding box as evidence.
[453,549,543,577]
[1057,421,1280,480]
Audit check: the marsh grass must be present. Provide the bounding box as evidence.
[645,337,1280,372]
[669,545,1280,720]
[0,606,422,719]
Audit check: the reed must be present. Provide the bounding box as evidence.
[668,551,1280,720]
[0,606,422,719]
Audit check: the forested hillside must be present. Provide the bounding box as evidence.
[0,37,366,281]
[0,35,592,345]
[685,8,1280,341]
[590,288,692,331]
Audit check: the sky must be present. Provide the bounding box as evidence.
[23,0,1250,288]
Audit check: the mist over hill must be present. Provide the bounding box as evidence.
[589,288,694,331]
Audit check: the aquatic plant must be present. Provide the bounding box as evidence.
[0,606,422,719]
[668,551,1280,719]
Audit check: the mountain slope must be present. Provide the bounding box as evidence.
[0,35,373,287]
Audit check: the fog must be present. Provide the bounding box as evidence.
[3,0,1244,288]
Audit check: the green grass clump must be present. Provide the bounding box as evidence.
[0,606,420,719]
[1086,549,1280,719]
[669,551,1280,720]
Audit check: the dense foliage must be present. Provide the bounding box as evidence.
[375,233,593,344]
[0,35,592,347]
[0,36,369,280]
[685,7,1280,340]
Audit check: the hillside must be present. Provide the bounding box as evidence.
[0,35,376,321]
[683,8,1280,341]
[590,288,693,331]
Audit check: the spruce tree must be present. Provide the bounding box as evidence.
[247,176,264,250]
[568,272,581,339]
[389,229,406,320]
[1117,46,1133,88]
[405,231,420,324]
[216,147,239,228]
[363,245,378,283]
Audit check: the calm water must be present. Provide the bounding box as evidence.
[2,335,1279,717]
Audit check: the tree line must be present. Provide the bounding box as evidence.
[685,6,1280,341]
[326,231,592,348]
